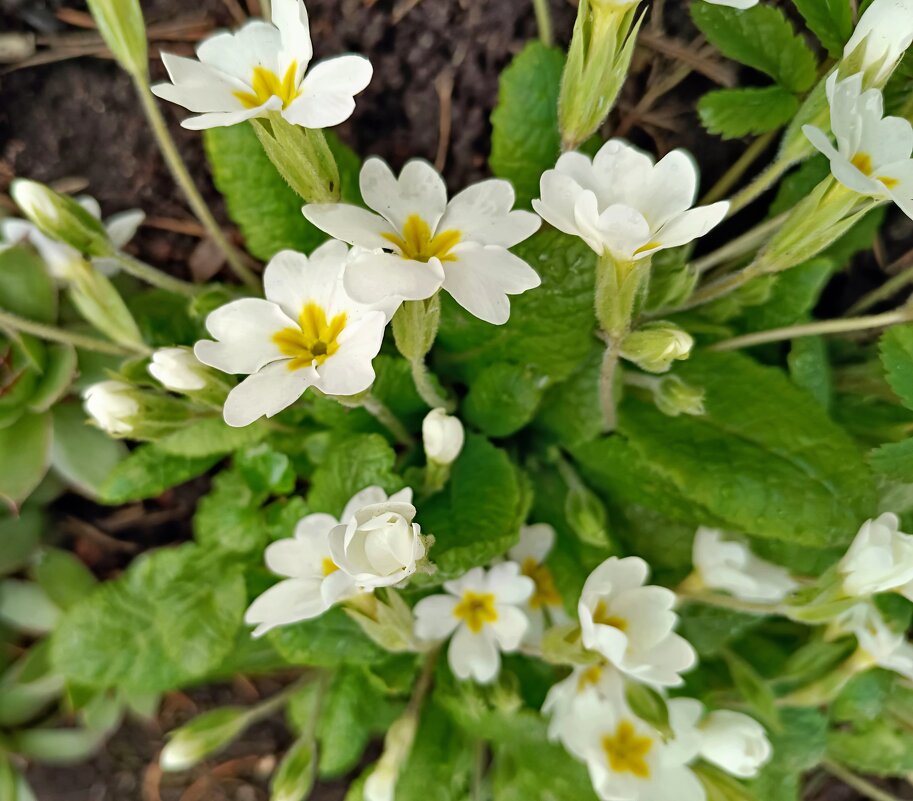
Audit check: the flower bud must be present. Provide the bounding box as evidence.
[85,0,149,80]
[148,347,209,392]
[83,379,195,439]
[83,380,140,436]
[422,408,465,466]
[565,484,611,548]
[840,0,913,88]
[10,181,111,260]
[559,0,643,150]
[270,736,315,801]
[620,322,693,373]
[653,376,705,417]
[364,713,419,801]
[698,710,772,778]
[160,707,250,771]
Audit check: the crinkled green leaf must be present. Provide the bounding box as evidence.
[463,362,544,437]
[98,444,219,504]
[827,717,913,776]
[154,416,270,459]
[194,469,266,554]
[268,608,387,667]
[791,0,853,57]
[699,86,799,139]
[880,325,913,411]
[750,707,827,801]
[738,258,834,333]
[788,336,832,410]
[0,508,43,576]
[870,437,913,482]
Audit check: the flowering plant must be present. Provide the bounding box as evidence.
[3,0,913,799]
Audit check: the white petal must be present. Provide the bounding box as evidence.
[509,523,556,564]
[180,97,282,130]
[284,55,373,128]
[443,566,487,597]
[344,250,444,304]
[591,202,652,260]
[652,202,729,252]
[262,246,348,320]
[302,203,396,250]
[449,625,500,683]
[153,52,247,112]
[490,605,529,651]
[265,537,323,579]
[413,594,460,640]
[294,512,339,547]
[360,158,448,232]
[104,210,144,249]
[582,556,649,598]
[533,171,590,240]
[439,180,540,247]
[312,312,385,397]
[639,149,700,228]
[197,22,282,81]
[487,562,535,604]
[222,360,315,426]
[271,0,313,77]
[245,577,328,636]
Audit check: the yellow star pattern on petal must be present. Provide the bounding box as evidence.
[235,62,301,110]
[382,214,461,263]
[453,590,498,633]
[601,720,653,779]
[273,302,347,371]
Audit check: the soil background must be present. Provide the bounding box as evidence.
[1,0,912,798]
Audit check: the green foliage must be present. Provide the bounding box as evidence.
[490,42,565,207]
[791,0,853,57]
[98,444,220,504]
[750,707,827,801]
[788,336,832,410]
[396,703,474,801]
[698,87,799,139]
[268,608,387,667]
[881,325,913,410]
[0,412,52,509]
[463,362,544,437]
[870,438,913,482]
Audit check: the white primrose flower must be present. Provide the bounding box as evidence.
[843,0,913,86]
[703,0,758,7]
[668,698,772,780]
[804,74,913,220]
[691,527,798,603]
[422,407,465,466]
[194,241,390,427]
[302,158,542,324]
[838,513,913,601]
[148,347,209,392]
[0,195,143,279]
[542,662,625,750]
[83,380,139,436]
[836,603,913,681]
[244,486,410,636]
[579,556,697,687]
[532,139,729,262]
[507,523,569,644]
[328,489,425,590]
[150,0,372,130]
[561,692,706,801]
[413,562,535,683]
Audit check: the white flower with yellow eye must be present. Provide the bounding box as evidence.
[542,663,625,750]
[842,0,913,86]
[835,602,913,681]
[838,513,913,600]
[1,195,143,280]
[804,75,913,220]
[194,241,390,427]
[579,556,696,687]
[507,524,569,643]
[302,158,542,324]
[244,486,409,636]
[151,0,372,130]
[691,527,798,603]
[413,563,534,683]
[532,139,729,262]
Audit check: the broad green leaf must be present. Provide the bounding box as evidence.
[535,347,602,447]
[0,246,56,322]
[420,434,525,577]
[827,717,913,776]
[489,42,565,207]
[880,325,913,410]
[50,403,127,499]
[699,86,799,139]
[12,727,104,765]
[791,0,853,57]
[127,288,202,347]
[204,124,361,261]
[27,344,77,412]
[268,608,387,667]
[870,438,913,482]
[51,544,246,692]
[98,444,220,504]
[194,469,267,554]
[617,352,876,546]
[463,362,544,437]
[437,229,596,385]
[31,548,97,610]
[0,509,43,575]
[678,604,764,657]
[737,258,834,333]
[0,579,59,634]
[155,416,270,458]
[830,669,894,724]
[691,2,818,92]
[0,411,52,509]
[724,649,779,729]
[236,443,296,494]
[788,336,832,409]
[750,707,827,801]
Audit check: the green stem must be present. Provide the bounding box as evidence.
[847,264,913,316]
[132,78,260,291]
[726,157,794,218]
[411,357,455,413]
[701,130,778,206]
[0,308,144,356]
[691,213,789,276]
[676,586,786,616]
[823,761,906,801]
[710,307,912,352]
[532,0,553,46]
[599,341,623,432]
[108,252,200,297]
[675,261,767,313]
[361,395,416,447]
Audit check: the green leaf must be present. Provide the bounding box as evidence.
[420,434,525,578]
[98,444,220,504]
[268,608,387,667]
[463,362,544,437]
[535,347,603,447]
[306,434,401,517]
[271,735,315,801]
[12,728,104,765]
[788,336,832,410]
[236,443,296,494]
[616,352,876,546]
[880,325,913,410]
[51,544,246,692]
[204,124,360,261]
[489,42,565,207]
[50,403,127,499]
[791,0,853,57]
[155,416,268,459]
[0,411,52,509]
[193,469,267,554]
[738,257,834,333]
[870,438,913,482]
[396,703,474,801]
[827,717,913,776]
[31,548,96,610]
[724,649,780,729]
[27,344,77,413]
[678,604,764,657]
[0,246,56,323]
[0,509,43,575]
[698,86,799,139]
[127,289,202,347]
[750,707,827,801]
[691,2,818,92]
[437,229,596,385]
[0,579,59,634]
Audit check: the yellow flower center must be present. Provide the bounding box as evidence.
[592,601,627,632]
[273,302,346,371]
[322,558,339,577]
[382,214,461,263]
[453,590,498,634]
[851,152,873,175]
[521,558,562,610]
[234,62,301,110]
[601,720,653,779]
[577,664,604,691]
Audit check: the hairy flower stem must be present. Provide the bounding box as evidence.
[392,297,456,412]
[361,395,416,447]
[710,307,913,352]
[0,308,147,356]
[133,79,260,291]
[532,0,553,45]
[411,357,454,412]
[108,252,200,297]
[701,130,779,206]
[691,213,789,276]
[599,342,623,432]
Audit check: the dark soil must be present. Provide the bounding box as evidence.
[2,0,912,798]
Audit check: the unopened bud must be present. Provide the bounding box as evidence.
[270,736,315,801]
[160,707,250,772]
[85,0,149,80]
[559,0,643,149]
[364,713,419,801]
[620,322,693,374]
[565,484,610,548]
[148,347,210,392]
[839,0,913,88]
[83,381,140,436]
[422,408,465,466]
[10,181,111,259]
[654,376,705,418]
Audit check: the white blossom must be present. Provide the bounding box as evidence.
[804,74,913,220]
[194,241,390,427]
[83,380,139,436]
[838,513,913,601]
[413,563,534,683]
[422,408,465,465]
[542,663,625,750]
[507,523,569,644]
[703,0,758,7]
[579,556,696,687]
[842,0,913,85]
[691,527,798,603]
[302,158,542,324]
[836,603,913,681]
[532,139,729,262]
[148,347,209,392]
[151,0,371,130]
